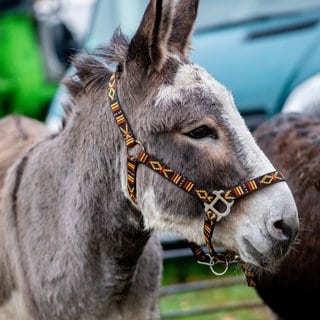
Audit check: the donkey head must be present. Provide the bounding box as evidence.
[110,0,299,268]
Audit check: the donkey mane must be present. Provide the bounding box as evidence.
[62,29,130,127]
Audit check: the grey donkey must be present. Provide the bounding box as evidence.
[0,1,298,319]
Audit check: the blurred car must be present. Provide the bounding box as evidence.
[46,0,320,131]
[0,0,79,120]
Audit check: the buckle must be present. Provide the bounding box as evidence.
[204,190,234,221]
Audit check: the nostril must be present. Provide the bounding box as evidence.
[273,220,293,241]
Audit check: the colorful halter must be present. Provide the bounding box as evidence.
[107,74,285,285]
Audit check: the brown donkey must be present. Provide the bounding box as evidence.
[0,115,49,190]
[0,115,49,319]
[0,1,299,319]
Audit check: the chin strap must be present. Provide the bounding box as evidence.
[187,172,285,285]
[108,74,286,286]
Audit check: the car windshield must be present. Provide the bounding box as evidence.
[86,0,320,49]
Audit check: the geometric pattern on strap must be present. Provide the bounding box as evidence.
[108,73,286,208]
[107,73,286,285]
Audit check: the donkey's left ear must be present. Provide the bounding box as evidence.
[127,0,173,74]
[168,0,199,58]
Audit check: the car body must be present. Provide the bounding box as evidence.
[46,0,320,131]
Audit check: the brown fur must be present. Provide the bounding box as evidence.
[0,115,50,305]
[254,112,320,319]
[0,116,49,190]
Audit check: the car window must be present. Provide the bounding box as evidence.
[197,0,320,30]
[86,0,320,49]
[46,0,320,132]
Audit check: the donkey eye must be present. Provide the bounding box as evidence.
[186,126,218,139]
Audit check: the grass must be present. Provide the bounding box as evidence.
[159,257,271,320]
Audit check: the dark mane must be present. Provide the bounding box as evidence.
[61,29,130,128]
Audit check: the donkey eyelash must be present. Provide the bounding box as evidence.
[186,125,218,140]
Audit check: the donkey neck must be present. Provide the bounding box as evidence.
[55,92,150,273]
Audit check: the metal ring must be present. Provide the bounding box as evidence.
[127,139,145,159]
[134,140,145,152]
[209,256,229,276]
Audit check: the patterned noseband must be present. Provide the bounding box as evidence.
[107,74,285,285]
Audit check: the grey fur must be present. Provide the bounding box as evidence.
[0,1,298,319]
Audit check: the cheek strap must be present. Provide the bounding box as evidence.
[108,73,285,286]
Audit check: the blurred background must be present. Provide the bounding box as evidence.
[1,1,320,319]
[0,0,94,120]
[1,0,320,131]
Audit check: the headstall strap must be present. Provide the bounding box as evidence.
[107,74,286,286]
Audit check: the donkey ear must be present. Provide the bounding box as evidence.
[168,0,199,58]
[127,0,173,73]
